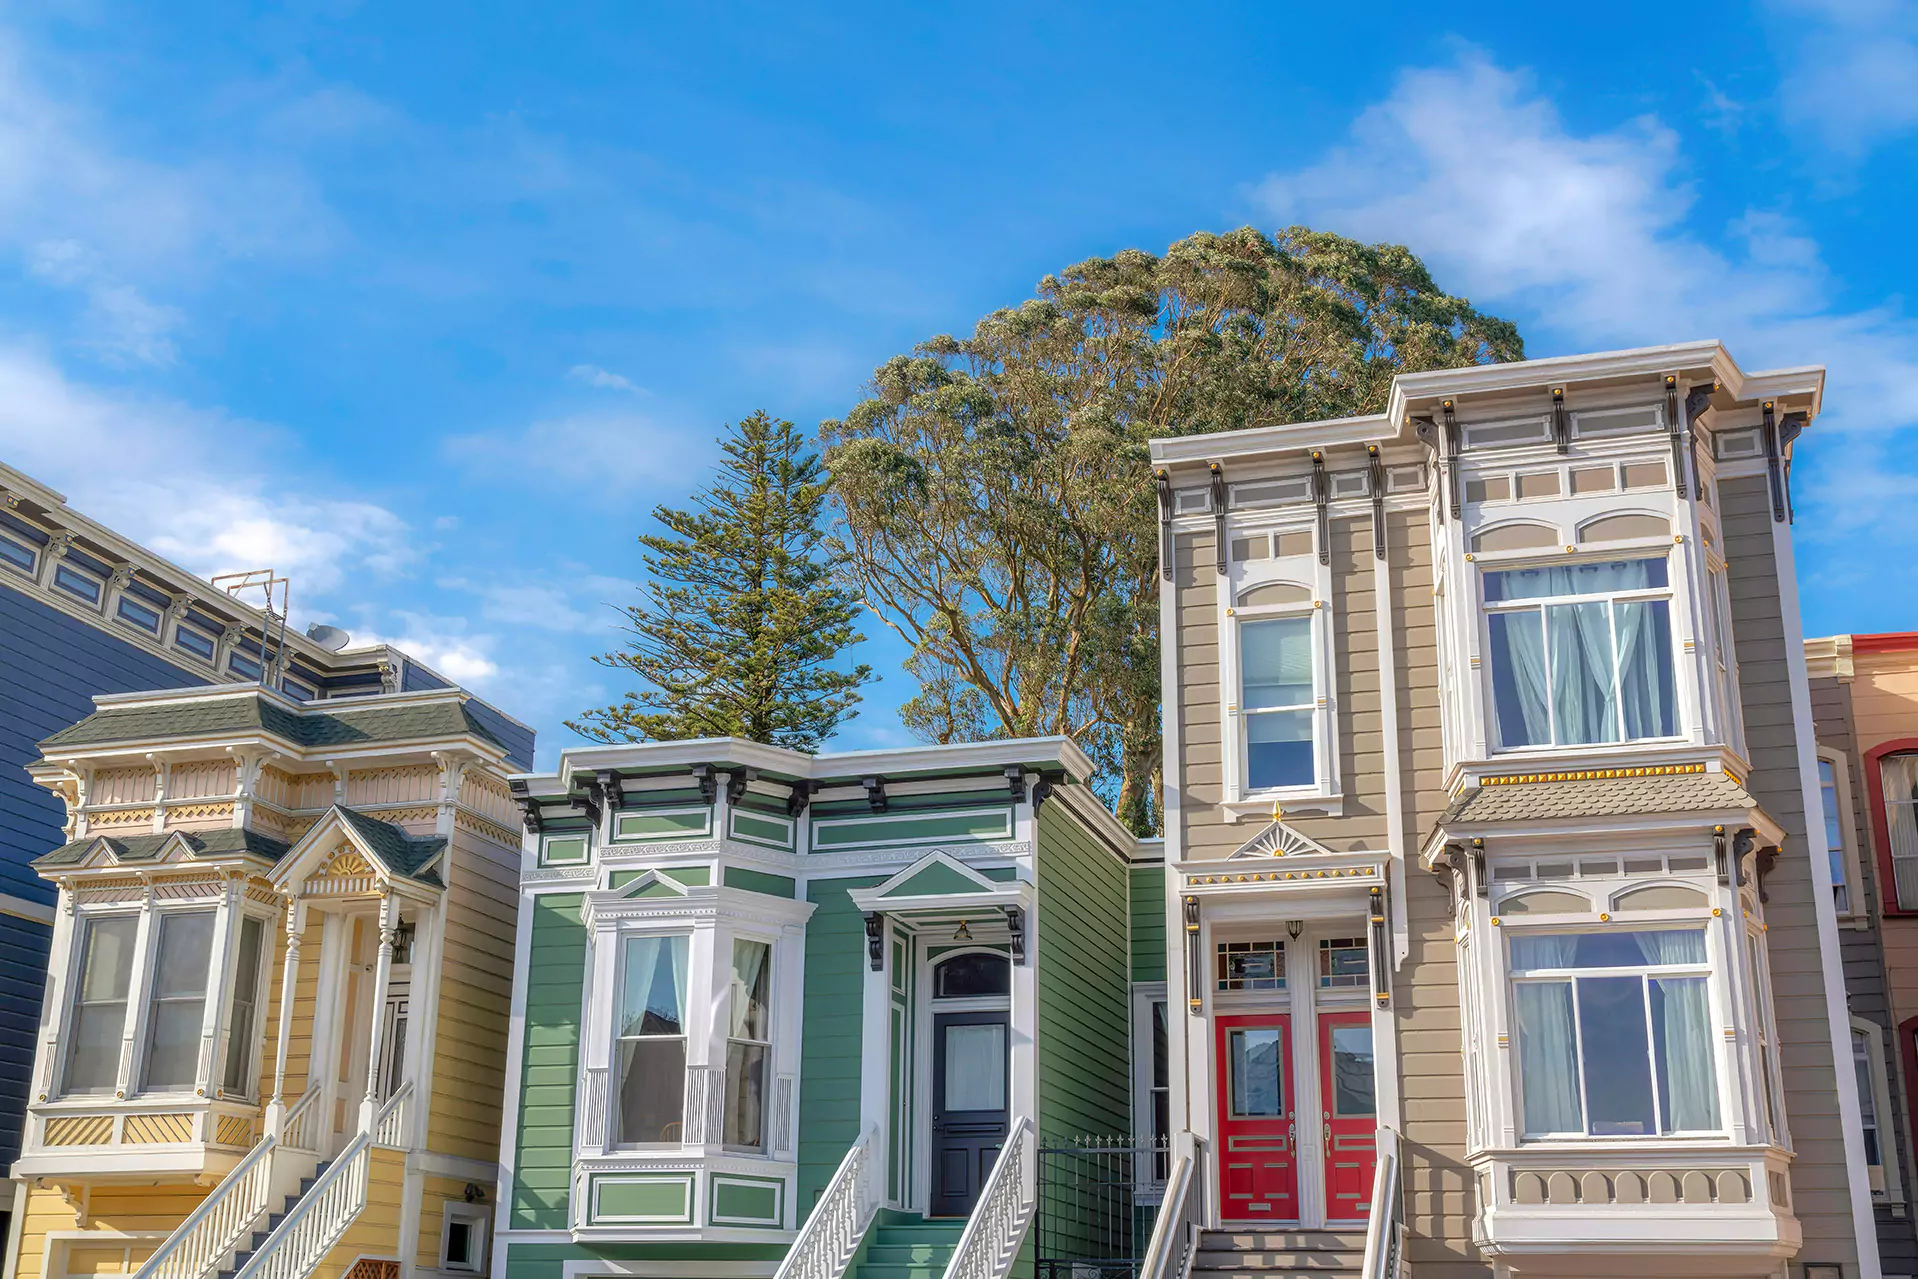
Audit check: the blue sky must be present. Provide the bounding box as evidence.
[2,1,1915,766]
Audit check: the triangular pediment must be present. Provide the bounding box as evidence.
[874,852,1003,900]
[616,870,689,899]
[74,836,128,869]
[1230,818,1341,860]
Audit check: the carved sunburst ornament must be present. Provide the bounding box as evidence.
[1230,807,1340,860]
[325,848,373,877]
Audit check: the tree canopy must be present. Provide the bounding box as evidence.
[572,410,872,751]
[822,226,1522,830]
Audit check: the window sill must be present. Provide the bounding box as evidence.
[1222,791,1342,821]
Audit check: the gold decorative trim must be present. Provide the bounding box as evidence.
[1480,763,1708,786]
[1188,866,1379,886]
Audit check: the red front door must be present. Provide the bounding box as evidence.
[1216,1014,1298,1221]
[1319,1012,1378,1221]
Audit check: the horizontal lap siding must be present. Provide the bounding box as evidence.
[313,1146,407,1279]
[1037,805,1131,1142]
[1131,865,1166,984]
[428,831,519,1165]
[1723,476,1859,1267]
[798,876,882,1207]
[509,894,586,1230]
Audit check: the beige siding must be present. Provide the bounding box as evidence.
[1722,474,1860,1267]
[425,827,519,1163]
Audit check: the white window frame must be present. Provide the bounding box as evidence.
[60,910,143,1097]
[1130,983,1170,1195]
[610,929,693,1149]
[0,525,36,577]
[1506,923,1726,1142]
[439,1200,490,1273]
[1851,1018,1903,1202]
[220,912,274,1100]
[1880,753,1918,912]
[1705,558,1745,756]
[137,908,220,1096]
[1818,748,1864,922]
[1221,601,1335,805]
[1479,552,1685,754]
[722,932,775,1153]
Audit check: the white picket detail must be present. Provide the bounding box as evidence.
[232,1135,370,1279]
[942,1118,1036,1279]
[281,1086,324,1153]
[131,1133,277,1279]
[373,1082,413,1149]
[772,1125,882,1279]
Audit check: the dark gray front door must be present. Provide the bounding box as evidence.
[931,1009,1010,1217]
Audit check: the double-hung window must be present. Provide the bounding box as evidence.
[615,934,689,1145]
[1818,753,1856,916]
[1510,928,1719,1138]
[723,938,771,1151]
[1881,755,1918,910]
[221,916,268,1096]
[64,916,139,1094]
[1484,557,1678,750]
[143,912,216,1092]
[1238,614,1317,791]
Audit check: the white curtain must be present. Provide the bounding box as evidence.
[1510,932,1582,971]
[730,940,769,1039]
[1488,611,1551,747]
[1883,756,1918,909]
[1615,599,1675,739]
[620,935,688,1036]
[1650,977,1718,1131]
[1548,601,1619,744]
[1515,982,1583,1134]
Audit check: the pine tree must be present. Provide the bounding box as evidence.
[569,411,873,751]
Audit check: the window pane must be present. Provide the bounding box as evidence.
[1883,756,1918,908]
[222,917,266,1093]
[1616,599,1676,738]
[933,951,1010,998]
[65,917,139,1094]
[1151,1001,1169,1089]
[1488,611,1550,748]
[730,940,770,1040]
[1319,938,1368,989]
[619,935,688,1036]
[1577,976,1656,1136]
[445,1221,473,1268]
[144,1003,205,1092]
[1515,981,1582,1133]
[152,914,215,998]
[1484,558,1668,602]
[1217,940,1284,992]
[145,913,216,1091]
[1228,1027,1284,1118]
[1330,1024,1376,1117]
[1241,617,1313,710]
[943,1023,1006,1111]
[1650,977,1718,1132]
[1855,1031,1882,1168]
[616,1037,685,1144]
[67,1003,129,1093]
[723,1040,767,1149]
[1246,709,1314,789]
[1546,601,1619,745]
[1821,760,1850,912]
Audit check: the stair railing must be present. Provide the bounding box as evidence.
[130,1086,325,1279]
[232,1087,407,1279]
[772,1125,882,1279]
[280,1086,323,1154]
[1360,1125,1405,1279]
[372,1081,414,1150]
[942,1117,1036,1279]
[1137,1132,1205,1279]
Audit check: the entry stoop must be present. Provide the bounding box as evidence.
[1189,1228,1368,1277]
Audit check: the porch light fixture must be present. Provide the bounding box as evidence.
[953,920,972,942]
[1286,919,1304,940]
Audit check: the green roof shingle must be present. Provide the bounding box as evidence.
[40,692,504,755]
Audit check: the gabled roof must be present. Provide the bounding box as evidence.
[1437,767,1757,826]
[40,691,506,755]
[322,806,447,887]
[35,826,290,869]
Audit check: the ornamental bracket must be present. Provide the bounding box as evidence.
[1732,827,1758,890]
[1367,445,1387,560]
[1713,824,1730,886]
[1779,412,1808,524]
[1432,842,1467,919]
[572,774,603,826]
[1005,906,1027,965]
[1155,467,1175,583]
[862,775,888,814]
[786,779,817,818]
[1311,450,1330,566]
[1663,375,1690,498]
[597,770,623,813]
[691,763,717,805]
[864,913,885,972]
[1550,386,1570,454]
[725,767,757,805]
[1441,400,1463,519]
[1761,401,1787,523]
[1184,895,1203,1013]
[1684,380,1717,500]
[1471,837,1489,898]
[508,778,543,835]
[1209,462,1228,573]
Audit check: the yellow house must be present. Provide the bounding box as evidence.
[9,683,526,1279]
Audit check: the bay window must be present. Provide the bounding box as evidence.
[1510,928,1719,1138]
[615,934,689,1145]
[723,938,771,1150]
[143,912,216,1092]
[1484,557,1678,750]
[1238,614,1316,791]
[64,916,138,1094]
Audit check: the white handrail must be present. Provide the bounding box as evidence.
[942,1117,1036,1279]
[232,1135,371,1279]
[772,1125,882,1279]
[372,1082,413,1149]
[280,1086,323,1154]
[131,1131,277,1279]
[1137,1132,1205,1279]
[1360,1125,1405,1279]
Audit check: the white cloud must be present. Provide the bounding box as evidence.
[28,239,184,365]
[438,575,608,633]
[443,410,705,490]
[354,614,501,684]
[568,364,645,394]
[1768,0,1918,158]
[0,345,415,597]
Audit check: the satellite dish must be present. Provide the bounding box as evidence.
[305,623,352,653]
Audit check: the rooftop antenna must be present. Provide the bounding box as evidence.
[209,569,290,689]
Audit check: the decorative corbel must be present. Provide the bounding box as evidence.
[861,775,888,814]
[725,767,757,805]
[1368,884,1390,1007]
[1030,774,1056,814]
[572,774,603,826]
[1470,838,1489,898]
[1755,842,1780,903]
[597,770,623,812]
[377,660,396,694]
[1184,895,1203,1013]
[1154,467,1175,583]
[1663,375,1690,497]
[1441,400,1463,519]
[1779,411,1807,524]
[1004,766,1025,797]
[785,779,816,818]
[1004,906,1027,965]
[509,778,544,834]
[1732,828,1758,890]
[1367,445,1387,560]
[1550,386,1569,454]
[1432,842,1467,918]
[1684,381,1717,501]
[1761,401,1787,523]
[691,763,717,805]
[1208,462,1227,573]
[1310,450,1331,566]
[864,913,885,972]
[1713,825,1730,886]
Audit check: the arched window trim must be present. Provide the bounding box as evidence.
[1863,740,1918,915]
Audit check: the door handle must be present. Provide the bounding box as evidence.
[1288,1121,1296,1153]
[1324,1112,1332,1146]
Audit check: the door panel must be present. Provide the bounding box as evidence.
[931,1010,1009,1217]
[1319,1012,1377,1220]
[1216,1013,1298,1221]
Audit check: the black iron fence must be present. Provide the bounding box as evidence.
[1034,1136,1169,1279]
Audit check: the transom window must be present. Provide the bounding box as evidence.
[1319,938,1368,989]
[933,951,1009,999]
[1217,939,1284,992]
[1484,557,1678,750]
[615,934,689,1145]
[1238,614,1316,791]
[1509,929,1719,1138]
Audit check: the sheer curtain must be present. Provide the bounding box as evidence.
[730,940,768,1038]
[1513,933,1583,1134]
[1548,601,1619,744]
[1883,755,1918,909]
[620,934,688,1036]
[1631,931,1717,1133]
[1616,599,1676,739]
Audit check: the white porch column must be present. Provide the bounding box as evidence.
[266,895,304,1133]
[359,890,399,1131]
[857,914,892,1179]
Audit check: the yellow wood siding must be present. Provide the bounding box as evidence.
[310,1147,407,1279]
[17,1185,211,1279]
[412,1176,471,1272]
[425,827,519,1163]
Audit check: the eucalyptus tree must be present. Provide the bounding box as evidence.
[823,226,1522,831]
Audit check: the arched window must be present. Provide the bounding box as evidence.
[933,951,1010,999]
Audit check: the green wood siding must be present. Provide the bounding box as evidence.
[799,875,884,1206]
[510,893,586,1229]
[1036,804,1130,1142]
[501,1242,786,1279]
[1129,865,1166,984]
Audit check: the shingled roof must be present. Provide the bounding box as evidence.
[1438,766,1758,825]
[40,692,505,755]
[35,826,291,869]
[333,806,446,886]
